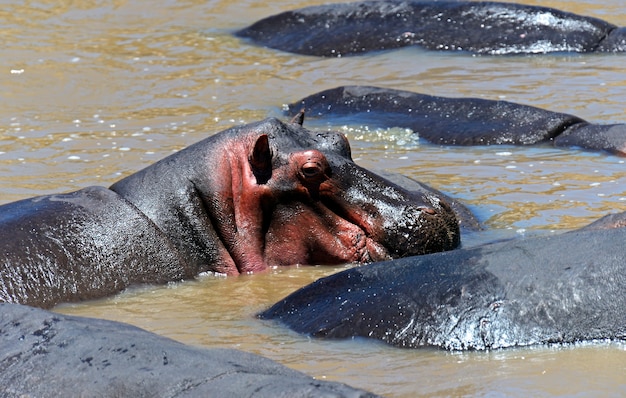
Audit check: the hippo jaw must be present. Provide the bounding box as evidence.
[258,176,460,269]
[262,198,393,268]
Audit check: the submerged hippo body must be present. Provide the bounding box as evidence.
[261,220,626,350]
[288,85,626,155]
[0,303,377,397]
[237,1,626,57]
[0,117,460,308]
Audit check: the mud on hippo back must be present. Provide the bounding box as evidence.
[0,117,460,308]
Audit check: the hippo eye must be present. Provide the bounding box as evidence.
[292,150,330,185]
[299,161,327,183]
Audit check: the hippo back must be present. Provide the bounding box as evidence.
[261,226,626,350]
[0,187,190,308]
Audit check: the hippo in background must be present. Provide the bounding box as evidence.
[237,1,626,56]
[0,116,461,309]
[0,303,377,397]
[287,85,626,155]
[260,211,626,350]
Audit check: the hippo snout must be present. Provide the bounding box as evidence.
[328,163,462,261]
[385,196,460,258]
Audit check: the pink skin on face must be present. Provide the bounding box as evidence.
[208,136,394,274]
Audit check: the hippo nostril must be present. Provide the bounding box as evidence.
[418,206,437,215]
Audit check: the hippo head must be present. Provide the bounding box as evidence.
[111,117,459,275]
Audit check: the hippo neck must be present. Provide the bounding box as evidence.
[109,144,225,275]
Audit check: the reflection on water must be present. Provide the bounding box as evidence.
[2,0,626,396]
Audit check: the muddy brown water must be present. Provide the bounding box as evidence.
[2,0,625,396]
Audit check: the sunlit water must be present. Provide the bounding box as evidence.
[1,0,625,396]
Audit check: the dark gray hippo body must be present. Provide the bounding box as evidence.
[0,303,377,397]
[237,1,626,57]
[0,187,191,308]
[0,117,460,308]
[288,85,626,155]
[260,216,626,350]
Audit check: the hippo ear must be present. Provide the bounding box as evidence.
[249,134,272,184]
[290,108,305,126]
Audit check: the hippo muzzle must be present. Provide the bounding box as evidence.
[313,160,460,261]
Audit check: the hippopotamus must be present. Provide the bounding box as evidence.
[0,303,377,397]
[287,85,626,155]
[237,1,626,56]
[260,212,626,350]
[0,117,460,309]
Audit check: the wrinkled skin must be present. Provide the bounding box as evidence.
[260,213,626,350]
[288,85,626,156]
[0,117,460,308]
[237,1,626,57]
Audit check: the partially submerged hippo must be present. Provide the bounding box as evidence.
[0,303,377,397]
[0,117,460,308]
[288,85,626,155]
[237,1,626,56]
[260,213,626,350]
